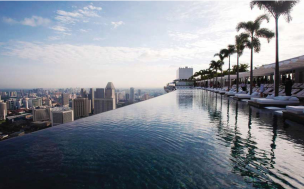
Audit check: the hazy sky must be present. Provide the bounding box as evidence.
[0,1,303,88]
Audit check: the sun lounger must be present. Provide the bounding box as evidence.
[248,96,300,108]
[233,92,260,101]
[286,106,304,114]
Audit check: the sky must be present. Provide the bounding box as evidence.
[0,1,304,89]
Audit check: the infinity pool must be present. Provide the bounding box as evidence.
[1,90,304,189]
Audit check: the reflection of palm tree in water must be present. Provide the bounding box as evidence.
[229,105,284,188]
[200,91,292,187]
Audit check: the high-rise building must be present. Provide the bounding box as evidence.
[94,98,116,114]
[16,99,22,109]
[51,107,74,126]
[95,88,105,98]
[6,99,16,110]
[89,88,94,113]
[126,93,130,101]
[0,102,7,120]
[138,89,141,96]
[142,94,150,101]
[80,88,85,97]
[105,82,115,99]
[72,98,90,119]
[62,93,70,106]
[33,108,51,122]
[32,98,42,108]
[23,98,29,109]
[130,87,135,102]
[176,66,193,80]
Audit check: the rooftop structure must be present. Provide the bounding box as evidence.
[176,66,193,80]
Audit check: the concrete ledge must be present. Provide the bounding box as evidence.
[283,111,304,125]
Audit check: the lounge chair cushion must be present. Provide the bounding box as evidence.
[286,106,304,114]
[266,94,274,99]
[289,97,300,101]
[273,96,290,101]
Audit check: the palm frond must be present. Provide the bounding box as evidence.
[236,22,248,32]
[255,28,275,42]
[252,37,261,53]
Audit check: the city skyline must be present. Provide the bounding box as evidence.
[1,1,304,88]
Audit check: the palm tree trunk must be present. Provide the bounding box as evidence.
[228,55,230,90]
[274,17,279,96]
[236,53,239,92]
[250,37,253,95]
[216,69,218,88]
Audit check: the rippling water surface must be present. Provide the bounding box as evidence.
[1,90,304,189]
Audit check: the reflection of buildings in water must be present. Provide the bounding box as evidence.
[176,90,193,108]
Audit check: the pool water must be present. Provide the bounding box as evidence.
[0,90,304,189]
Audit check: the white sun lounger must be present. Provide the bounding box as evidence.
[286,106,304,114]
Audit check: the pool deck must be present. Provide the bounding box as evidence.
[283,111,304,125]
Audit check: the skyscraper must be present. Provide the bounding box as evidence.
[89,88,94,113]
[72,98,90,119]
[62,93,70,106]
[105,82,115,99]
[0,102,7,120]
[94,82,116,114]
[95,88,105,98]
[138,89,141,96]
[94,98,116,114]
[6,99,16,110]
[23,98,29,109]
[33,108,51,122]
[51,107,74,126]
[130,87,135,102]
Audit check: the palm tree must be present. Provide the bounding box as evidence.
[251,0,299,96]
[236,14,275,94]
[220,45,235,90]
[214,52,225,88]
[210,60,224,88]
[234,33,250,92]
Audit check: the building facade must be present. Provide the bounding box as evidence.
[95,88,105,98]
[176,67,193,80]
[33,108,51,122]
[72,98,90,119]
[130,87,135,102]
[51,108,74,126]
[94,98,116,114]
[0,102,7,120]
[62,93,70,106]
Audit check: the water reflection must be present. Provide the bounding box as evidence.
[192,90,304,188]
[0,90,303,189]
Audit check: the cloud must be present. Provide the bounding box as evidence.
[2,17,18,24]
[50,25,69,32]
[111,21,124,29]
[3,16,50,27]
[93,38,105,41]
[168,31,199,41]
[55,4,102,25]
[79,29,89,33]
[48,36,61,41]
[84,5,102,11]
[20,16,51,27]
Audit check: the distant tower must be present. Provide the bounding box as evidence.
[72,98,90,119]
[130,87,135,102]
[32,108,51,122]
[95,88,105,98]
[105,82,115,99]
[23,98,29,109]
[138,89,141,96]
[51,107,74,126]
[62,93,70,106]
[0,102,7,120]
[89,88,94,113]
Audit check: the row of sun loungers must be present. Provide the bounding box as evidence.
[197,84,303,108]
